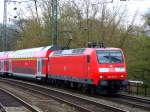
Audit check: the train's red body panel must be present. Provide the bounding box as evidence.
[0,46,127,93]
[12,59,37,75]
[49,55,88,78]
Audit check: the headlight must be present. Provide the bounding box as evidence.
[99,76,103,79]
[120,75,124,78]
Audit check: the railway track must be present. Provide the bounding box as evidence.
[41,79,150,111]
[94,94,150,111]
[93,92,150,111]
[116,93,150,111]
[0,87,41,112]
[0,77,127,112]
[118,93,150,104]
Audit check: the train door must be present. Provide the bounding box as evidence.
[4,60,8,72]
[37,58,42,77]
[9,60,12,73]
[0,61,2,72]
[1,60,4,72]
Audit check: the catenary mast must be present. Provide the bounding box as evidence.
[52,0,58,45]
[3,0,8,51]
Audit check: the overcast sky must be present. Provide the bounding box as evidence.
[0,0,150,25]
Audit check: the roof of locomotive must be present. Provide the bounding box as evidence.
[95,47,122,50]
[50,47,122,57]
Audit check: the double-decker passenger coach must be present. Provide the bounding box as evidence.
[0,45,59,80]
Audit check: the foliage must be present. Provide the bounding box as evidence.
[125,35,150,85]
[13,19,51,49]
[0,24,20,51]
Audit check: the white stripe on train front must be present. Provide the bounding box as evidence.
[99,68,109,72]
[99,67,125,72]
[115,67,125,72]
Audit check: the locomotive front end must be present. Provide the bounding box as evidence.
[96,48,128,93]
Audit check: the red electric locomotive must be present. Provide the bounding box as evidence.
[48,48,127,93]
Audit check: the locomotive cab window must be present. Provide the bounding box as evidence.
[96,50,123,64]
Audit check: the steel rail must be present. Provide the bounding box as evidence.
[116,94,150,111]
[0,77,128,112]
[118,93,150,104]
[94,93,150,111]
[0,103,6,112]
[0,87,42,112]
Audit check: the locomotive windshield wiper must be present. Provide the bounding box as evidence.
[110,56,122,63]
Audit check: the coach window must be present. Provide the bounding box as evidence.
[4,61,8,66]
[42,59,45,67]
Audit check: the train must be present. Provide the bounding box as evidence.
[0,45,128,94]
